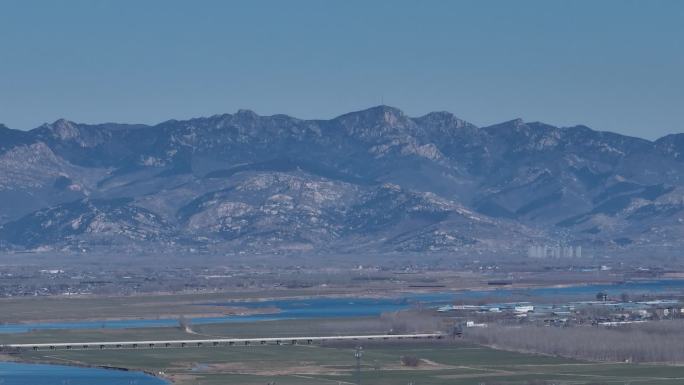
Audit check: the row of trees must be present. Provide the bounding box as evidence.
[465,320,684,363]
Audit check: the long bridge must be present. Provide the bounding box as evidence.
[2,333,444,352]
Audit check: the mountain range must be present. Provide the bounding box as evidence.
[1,106,683,258]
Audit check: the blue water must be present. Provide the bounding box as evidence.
[0,362,167,385]
[228,278,684,317]
[2,279,684,334]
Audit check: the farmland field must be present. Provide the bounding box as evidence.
[13,338,684,385]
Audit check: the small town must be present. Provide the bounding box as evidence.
[439,294,684,330]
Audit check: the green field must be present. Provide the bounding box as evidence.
[15,340,684,385]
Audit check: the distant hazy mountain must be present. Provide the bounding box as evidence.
[1,106,682,257]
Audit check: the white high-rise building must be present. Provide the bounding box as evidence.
[527,244,583,258]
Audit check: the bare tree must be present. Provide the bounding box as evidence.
[466,320,684,363]
[178,315,192,332]
[400,355,420,367]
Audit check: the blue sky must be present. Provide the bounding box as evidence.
[0,0,682,139]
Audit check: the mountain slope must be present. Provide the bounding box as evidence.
[0,106,682,257]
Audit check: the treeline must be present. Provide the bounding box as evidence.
[465,320,684,363]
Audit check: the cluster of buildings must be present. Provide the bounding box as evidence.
[437,296,684,328]
[527,244,582,259]
[438,303,535,315]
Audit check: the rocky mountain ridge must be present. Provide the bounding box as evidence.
[1,106,682,257]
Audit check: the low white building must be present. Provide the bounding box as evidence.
[465,320,487,328]
[514,305,534,314]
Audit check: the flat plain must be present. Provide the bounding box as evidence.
[15,340,684,385]
[6,317,684,385]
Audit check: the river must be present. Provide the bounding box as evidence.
[0,362,167,385]
[2,278,684,334]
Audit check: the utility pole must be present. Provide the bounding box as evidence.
[354,346,363,385]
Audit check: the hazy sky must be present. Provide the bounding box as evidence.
[1,0,682,139]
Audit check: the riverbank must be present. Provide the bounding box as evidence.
[3,277,684,336]
[0,269,640,324]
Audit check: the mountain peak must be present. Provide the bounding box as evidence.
[655,132,684,159]
[367,104,404,115]
[482,118,528,134]
[236,109,259,118]
[335,105,406,124]
[39,119,81,140]
[331,105,413,141]
[53,118,72,125]
[505,118,526,127]
[414,111,475,130]
[418,111,455,120]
